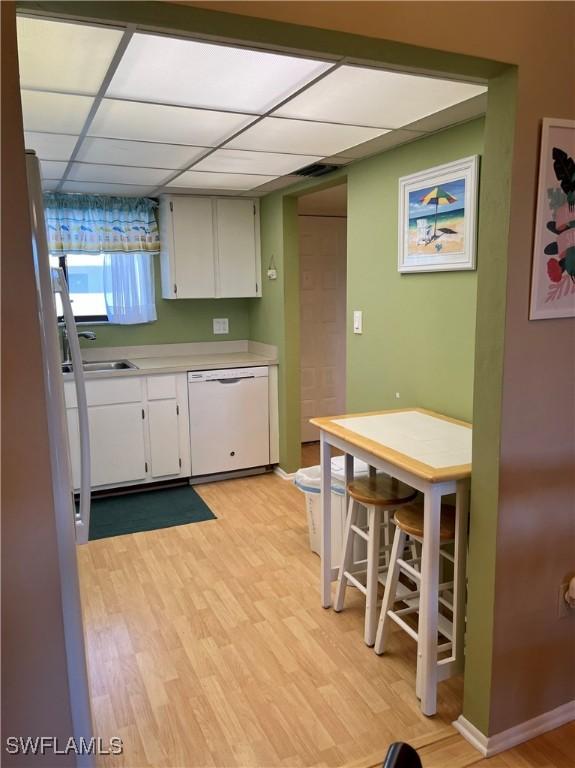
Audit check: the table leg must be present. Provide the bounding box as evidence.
[320,433,332,608]
[453,478,470,674]
[418,483,442,716]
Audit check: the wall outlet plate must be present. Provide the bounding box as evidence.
[267,268,277,280]
[213,318,229,335]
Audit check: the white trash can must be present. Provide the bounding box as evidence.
[294,456,370,567]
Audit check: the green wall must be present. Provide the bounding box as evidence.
[250,195,301,470]
[85,255,250,347]
[252,118,484,472]
[346,119,484,420]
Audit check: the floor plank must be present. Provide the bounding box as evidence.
[79,472,462,767]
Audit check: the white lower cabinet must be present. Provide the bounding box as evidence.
[148,400,181,478]
[65,373,190,491]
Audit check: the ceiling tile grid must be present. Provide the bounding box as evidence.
[16,15,487,195]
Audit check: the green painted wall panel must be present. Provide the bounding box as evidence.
[83,256,250,348]
[346,119,484,421]
[253,119,484,470]
[463,69,517,734]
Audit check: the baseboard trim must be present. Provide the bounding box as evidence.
[453,699,575,757]
[273,466,295,481]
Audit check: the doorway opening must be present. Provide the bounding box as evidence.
[297,181,348,465]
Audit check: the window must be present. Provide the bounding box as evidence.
[44,192,160,325]
[50,253,108,322]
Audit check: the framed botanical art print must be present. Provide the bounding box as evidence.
[398,155,479,273]
[529,118,575,320]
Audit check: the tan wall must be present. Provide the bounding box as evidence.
[184,1,575,733]
[1,2,76,761]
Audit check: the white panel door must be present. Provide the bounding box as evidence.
[171,196,216,298]
[299,216,347,443]
[148,399,181,478]
[216,198,259,297]
[89,404,147,487]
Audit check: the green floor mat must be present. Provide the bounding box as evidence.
[85,485,216,541]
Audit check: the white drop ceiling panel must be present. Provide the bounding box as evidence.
[61,180,155,196]
[17,17,123,95]
[193,149,322,176]
[24,132,78,161]
[227,117,386,156]
[67,163,171,185]
[107,33,331,113]
[40,160,68,179]
[166,171,276,190]
[330,128,427,160]
[89,99,254,146]
[275,65,487,129]
[21,91,94,134]
[75,137,207,169]
[42,180,60,191]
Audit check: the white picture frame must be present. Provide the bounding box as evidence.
[529,117,575,320]
[398,155,479,273]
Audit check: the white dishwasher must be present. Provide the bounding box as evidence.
[188,367,270,477]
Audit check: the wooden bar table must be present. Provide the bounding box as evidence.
[310,408,472,716]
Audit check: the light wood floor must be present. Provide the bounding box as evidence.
[79,471,464,767]
[78,469,573,768]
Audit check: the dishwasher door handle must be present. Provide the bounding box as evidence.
[215,377,253,384]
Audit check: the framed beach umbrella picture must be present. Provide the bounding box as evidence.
[398,155,479,273]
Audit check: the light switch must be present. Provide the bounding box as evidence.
[353,310,363,334]
[213,318,229,335]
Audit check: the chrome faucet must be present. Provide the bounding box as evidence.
[62,328,96,364]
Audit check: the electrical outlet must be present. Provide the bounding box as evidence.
[558,583,570,619]
[213,318,229,335]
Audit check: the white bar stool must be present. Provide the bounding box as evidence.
[374,502,465,698]
[334,474,417,646]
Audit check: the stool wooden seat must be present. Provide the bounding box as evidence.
[394,504,455,541]
[348,475,418,507]
[334,472,417,646]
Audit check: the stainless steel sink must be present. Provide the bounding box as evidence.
[61,360,137,374]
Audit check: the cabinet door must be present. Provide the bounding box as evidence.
[67,404,147,488]
[90,404,147,487]
[171,197,216,298]
[148,400,181,478]
[216,199,260,297]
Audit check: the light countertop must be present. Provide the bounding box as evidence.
[66,340,278,380]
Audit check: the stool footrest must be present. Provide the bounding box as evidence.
[344,571,367,595]
[388,611,419,642]
[350,524,369,542]
[397,558,421,581]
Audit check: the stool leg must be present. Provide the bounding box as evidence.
[374,526,406,654]
[365,505,382,646]
[382,509,391,568]
[334,498,358,612]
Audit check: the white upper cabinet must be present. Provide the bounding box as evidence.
[215,198,260,298]
[160,195,261,299]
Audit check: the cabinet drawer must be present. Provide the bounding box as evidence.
[146,374,177,400]
[65,376,143,408]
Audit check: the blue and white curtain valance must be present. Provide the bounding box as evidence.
[43,193,160,255]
